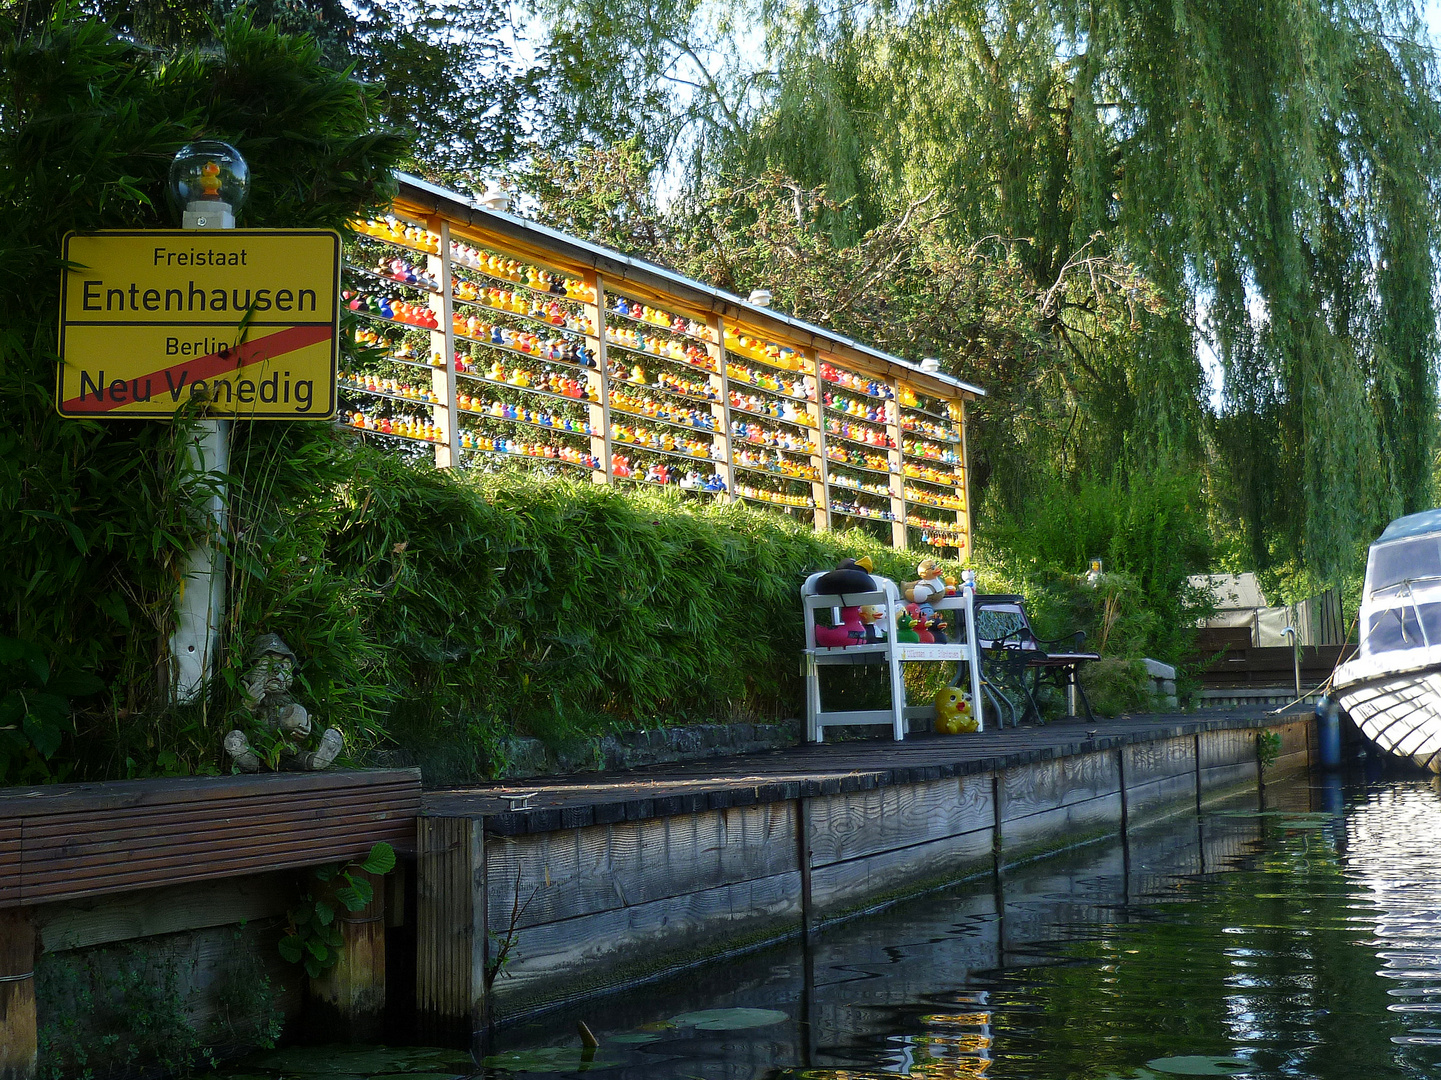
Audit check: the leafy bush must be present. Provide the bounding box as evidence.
[980,468,1214,661]
[0,11,406,783]
[234,444,926,766]
[1080,658,1152,718]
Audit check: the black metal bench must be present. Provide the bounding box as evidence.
[972,594,1098,725]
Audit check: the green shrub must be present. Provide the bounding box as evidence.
[238,445,930,763]
[979,467,1214,662]
[0,11,406,783]
[1080,658,1152,717]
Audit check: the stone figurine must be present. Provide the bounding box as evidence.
[223,633,344,772]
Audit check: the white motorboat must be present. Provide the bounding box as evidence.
[1333,509,1441,772]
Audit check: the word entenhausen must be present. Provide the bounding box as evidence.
[57,230,340,419]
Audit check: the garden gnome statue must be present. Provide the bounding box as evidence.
[222,633,344,772]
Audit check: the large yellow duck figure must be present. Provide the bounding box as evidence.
[935,686,978,734]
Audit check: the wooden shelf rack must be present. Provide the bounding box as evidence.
[336,174,984,555]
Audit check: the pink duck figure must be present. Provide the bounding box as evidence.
[814,606,867,648]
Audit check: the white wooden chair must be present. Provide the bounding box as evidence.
[800,572,985,742]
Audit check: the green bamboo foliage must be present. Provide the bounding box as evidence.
[238,440,927,760]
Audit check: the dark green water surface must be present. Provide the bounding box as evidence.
[231,771,1441,1079]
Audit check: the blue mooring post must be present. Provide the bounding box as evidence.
[1316,695,1343,768]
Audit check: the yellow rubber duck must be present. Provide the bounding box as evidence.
[935,687,977,734]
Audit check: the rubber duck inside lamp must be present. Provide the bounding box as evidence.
[167,140,249,230]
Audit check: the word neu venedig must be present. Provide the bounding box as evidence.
[74,368,317,411]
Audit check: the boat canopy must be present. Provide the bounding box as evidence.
[1379,508,1441,544]
[1362,515,1441,657]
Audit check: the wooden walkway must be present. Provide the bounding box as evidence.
[0,768,421,907]
[424,706,1308,834]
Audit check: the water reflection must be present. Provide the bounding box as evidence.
[226,773,1441,1080]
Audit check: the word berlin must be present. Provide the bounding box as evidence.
[79,279,319,314]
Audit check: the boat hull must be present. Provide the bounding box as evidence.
[1334,667,1441,773]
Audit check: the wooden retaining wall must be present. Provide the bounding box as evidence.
[418,716,1311,1033]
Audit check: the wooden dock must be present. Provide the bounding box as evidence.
[415,707,1314,1039]
[0,769,421,907]
[0,769,421,1077]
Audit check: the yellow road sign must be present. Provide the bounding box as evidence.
[57,230,340,419]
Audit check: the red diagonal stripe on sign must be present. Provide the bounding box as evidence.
[62,323,333,414]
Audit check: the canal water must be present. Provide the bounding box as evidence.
[233,770,1441,1079]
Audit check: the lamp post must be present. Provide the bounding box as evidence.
[165,141,248,703]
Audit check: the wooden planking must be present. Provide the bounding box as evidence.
[485,803,796,932]
[998,752,1122,861]
[1123,735,1196,788]
[808,824,994,919]
[488,870,802,1018]
[1198,726,1256,771]
[0,768,418,819]
[804,774,992,868]
[34,917,303,1030]
[18,820,412,904]
[2,770,420,908]
[0,908,36,1078]
[415,817,483,1036]
[35,872,295,954]
[442,716,1313,1023]
[1198,727,1259,796]
[433,710,1311,830]
[1122,736,1198,824]
[1272,719,1311,775]
[1000,751,1121,823]
[0,821,19,907]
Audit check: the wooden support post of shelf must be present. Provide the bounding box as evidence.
[708,314,734,499]
[308,869,386,1042]
[958,397,973,558]
[585,272,612,484]
[812,350,832,530]
[887,376,907,550]
[804,347,827,531]
[0,908,36,1080]
[428,220,459,469]
[416,817,485,1046]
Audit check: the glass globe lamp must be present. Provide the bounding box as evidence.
[169,141,249,229]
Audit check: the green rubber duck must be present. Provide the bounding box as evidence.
[896,610,920,643]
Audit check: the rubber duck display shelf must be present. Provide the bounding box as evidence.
[801,559,985,742]
[342,176,982,554]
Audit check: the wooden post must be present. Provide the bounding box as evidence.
[584,272,611,484]
[308,870,386,1041]
[886,377,907,550]
[956,397,972,559]
[429,219,459,468]
[812,349,831,529]
[708,314,734,500]
[415,817,485,1047]
[802,348,826,531]
[0,909,36,1080]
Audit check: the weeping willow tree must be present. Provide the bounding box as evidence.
[532,0,1441,581]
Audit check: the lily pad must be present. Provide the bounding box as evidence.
[606,1033,664,1044]
[481,1046,623,1072]
[246,1046,473,1075]
[668,1008,790,1031]
[1146,1056,1250,1076]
